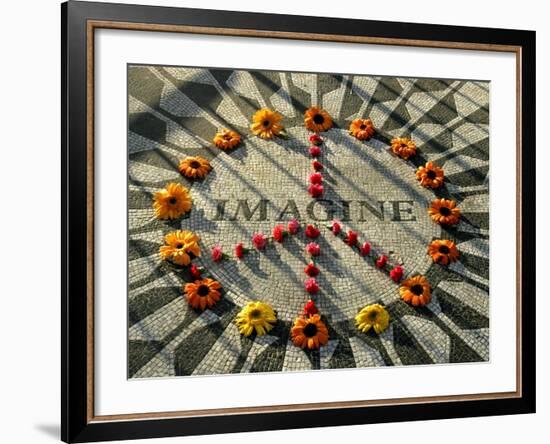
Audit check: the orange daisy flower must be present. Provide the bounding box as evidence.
[178,156,212,179]
[427,239,460,265]
[291,314,329,350]
[416,162,445,189]
[250,109,284,139]
[349,118,375,140]
[153,182,192,220]
[428,198,461,226]
[184,278,222,310]
[159,230,201,266]
[304,107,333,132]
[399,275,431,307]
[213,128,241,150]
[391,137,417,159]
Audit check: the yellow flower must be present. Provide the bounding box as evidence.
[178,156,212,179]
[250,109,284,139]
[355,304,390,334]
[304,107,333,132]
[159,230,201,266]
[213,129,241,150]
[235,301,277,336]
[153,182,192,219]
[391,137,417,159]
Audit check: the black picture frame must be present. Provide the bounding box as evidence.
[62,1,536,442]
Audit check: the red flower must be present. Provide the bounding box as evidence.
[309,146,321,157]
[272,224,286,243]
[309,134,323,146]
[306,242,321,257]
[287,219,300,234]
[252,233,268,250]
[390,265,404,283]
[211,245,224,262]
[190,264,202,279]
[330,220,341,235]
[376,255,388,269]
[305,224,320,239]
[360,241,371,256]
[234,242,247,259]
[309,172,323,184]
[303,299,319,316]
[308,183,324,197]
[305,277,319,294]
[312,160,323,171]
[345,230,358,247]
[304,262,320,277]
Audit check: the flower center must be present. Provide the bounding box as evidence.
[190,160,201,169]
[427,170,437,179]
[222,133,232,140]
[439,245,450,254]
[368,310,379,321]
[197,285,210,297]
[439,206,451,216]
[303,322,318,337]
[168,197,177,205]
[359,124,367,130]
[262,120,271,127]
[313,114,325,124]
[411,284,424,296]
[400,143,407,148]
[176,243,184,249]
[249,308,262,319]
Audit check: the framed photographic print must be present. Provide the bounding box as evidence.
[61,1,536,442]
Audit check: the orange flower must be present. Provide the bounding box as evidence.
[153,182,192,219]
[427,239,460,265]
[349,118,375,140]
[159,230,201,266]
[178,156,212,179]
[213,128,241,150]
[400,275,431,307]
[184,278,222,310]
[291,314,329,350]
[416,162,445,189]
[428,198,461,226]
[250,109,284,139]
[304,107,333,132]
[391,137,417,159]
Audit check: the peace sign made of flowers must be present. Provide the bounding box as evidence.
[154,105,462,351]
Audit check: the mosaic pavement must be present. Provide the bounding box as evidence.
[128,65,490,378]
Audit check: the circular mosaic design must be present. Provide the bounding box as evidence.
[188,127,440,321]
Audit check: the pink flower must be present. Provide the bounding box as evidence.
[345,230,358,247]
[252,233,268,250]
[211,245,224,262]
[190,264,202,279]
[330,220,341,235]
[287,219,300,234]
[303,299,319,316]
[390,265,404,283]
[308,183,324,198]
[376,255,388,269]
[309,134,323,146]
[309,145,321,157]
[312,160,323,171]
[309,172,323,184]
[306,242,321,257]
[304,262,320,277]
[272,224,286,243]
[235,242,248,259]
[360,241,371,256]
[305,277,320,294]
[305,224,320,239]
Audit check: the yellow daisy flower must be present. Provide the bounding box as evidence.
[355,304,390,334]
[153,182,192,220]
[235,301,277,336]
[159,230,201,266]
[250,109,284,139]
